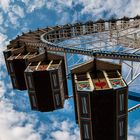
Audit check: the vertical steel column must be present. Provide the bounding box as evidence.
[64,52,68,77]
[131,61,134,80]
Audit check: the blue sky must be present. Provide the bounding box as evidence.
[0,0,140,140]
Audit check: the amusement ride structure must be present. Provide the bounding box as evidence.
[3,16,140,140]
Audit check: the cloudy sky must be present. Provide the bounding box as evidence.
[0,0,140,140]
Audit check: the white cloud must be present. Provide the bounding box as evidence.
[51,130,80,140]
[0,80,41,140]
[0,81,6,99]
[121,1,140,17]
[27,0,46,13]
[58,12,71,25]
[10,125,40,140]
[128,122,140,140]
[0,99,41,140]
[51,120,80,140]
[25,0,73,13]
[21,0,29,6]
[0,26,7,34]
[12,5,25,18]
[63,100,73,112]
[57,0,73,8]
[0,33,8,65]
[77,0,140,19]
[19,0,140,21]
[1,4,25,27]
[0,0,11,12]
[0,33,7,45]
[0,12,4,25]
[128,135,138,140]
[46,2,54,9]
[8,11,19,26]
[1,76,42,140]
[0,70,7,81]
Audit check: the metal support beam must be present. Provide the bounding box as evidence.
[128,104,140,112]
[64,52,69,77]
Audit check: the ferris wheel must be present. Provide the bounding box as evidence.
[3,15,140,140]
[6,16,140,103]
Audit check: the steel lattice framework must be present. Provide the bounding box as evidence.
[8,16,140,112]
